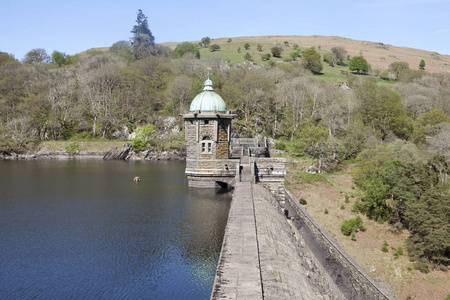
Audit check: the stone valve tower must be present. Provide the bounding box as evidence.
[183,74,238,188]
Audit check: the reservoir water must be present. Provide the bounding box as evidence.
[0,160,231,299]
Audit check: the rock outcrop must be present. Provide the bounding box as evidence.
[103,143,133,160]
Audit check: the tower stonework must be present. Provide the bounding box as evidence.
[183,77,238,188]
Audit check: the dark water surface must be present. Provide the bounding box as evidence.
[0,160,231,300]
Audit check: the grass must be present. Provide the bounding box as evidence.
[38,140,128,152]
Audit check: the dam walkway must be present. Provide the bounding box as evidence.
[210,182,393,300]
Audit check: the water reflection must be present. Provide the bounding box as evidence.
[0,160,231,300]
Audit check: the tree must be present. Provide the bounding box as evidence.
[201,37,211,47]
[389,62,409,80]
[51,51,68,67]
[131,9,155,58]
[331,46,347,65]
[301,48,323,73]
[349,56,369,74]
[209,44,220,52]
[323,52,333,66]
[271,46,283,58]
[131,9,155,42]
[356,79,411,139]
[419,59,426,70]
[173,42,200,59]
[227,38,232,43]
[244,42,250,50]
[406,189,450,266]
[22,48,50,64]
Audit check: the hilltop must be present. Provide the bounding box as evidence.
[162,35,450,74]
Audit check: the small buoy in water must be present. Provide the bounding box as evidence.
[133,176,141,183]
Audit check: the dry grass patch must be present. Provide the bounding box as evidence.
[286,163,450,300]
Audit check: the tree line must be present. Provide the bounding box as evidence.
[0,9,449,270]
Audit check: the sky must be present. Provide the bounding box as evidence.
[1,0,450,61]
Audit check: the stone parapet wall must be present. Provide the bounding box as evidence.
[284,189,394,300]
[186,159,238,171]
[253,157,287,203]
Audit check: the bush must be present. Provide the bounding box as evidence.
[340,204,345,210]
[299,198,307,205]
[244,53,253,61]
[261,53,271,61]
[381,240,389,252]
[394,246,403,258]
[271,46,283,58]
[413,258,429,273]
[324,208,329,214]
[66,143,81,153]
[244,42,250,50]
[209,44,220,52]
[341,216,365,236]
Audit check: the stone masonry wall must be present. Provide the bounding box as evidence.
[284,189,394,300]
[253,157,287,204]
[217,121,229,159]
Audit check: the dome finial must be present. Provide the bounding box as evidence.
[204,68,213,91]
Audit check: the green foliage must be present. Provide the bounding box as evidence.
[324,208,329,214]
[131,9,154,41]
[173,42,200,59]
[293,44,299,50]
[132,124,157,152]
[237,47,241,53]
[394,246,404,258]
[341,216,365,236]
[348,56,369,74]
[419,59,425,70]
[379,70,390,80]
[406,189,450,266]
[290,50,300,61]
[301,48,323,73]
[295,172,327,185]
[351,231,356,241]
[257,44,263,52]
[284,41,289,47]
[381,240,389,252]
[323,52,334,67]
[299,198,307,205]
[271,46,283,58]
[355,79,412,139]
[65,143,81,153]
[201,37,211,47]
[243,42,250,50]
[261,53,271,61]
[227,38,232,43]
[209,44,220,52]
[244,53,253,61]
[340,204,345,210]
[389,61,409,79]
[51,51,69,67]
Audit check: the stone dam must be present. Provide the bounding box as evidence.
[210,183,395,300]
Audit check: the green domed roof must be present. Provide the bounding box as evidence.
[189,78,227,112]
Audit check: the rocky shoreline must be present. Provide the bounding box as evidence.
[0,144,186,161]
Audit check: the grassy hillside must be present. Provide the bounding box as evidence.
[162,35,450,77]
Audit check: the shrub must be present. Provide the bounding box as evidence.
[381,240,389,252]
[341,216,365,236]
[340,204,345,210]
[244,42,250,50]
[261,53,271,61]
[299,198,307,205]
[293,44,299,50]
[351,231,356,241]
[209,44,220,52]
[257,44,263,52]
[394,246,403,258]
[413,258,429,273]
[271,46,283,58]
[244,53,253,61]
[227,38,232,43]
[324,208,329,214]
[345,194,350,203]
[66,143,81,153]
[323,52,334,67]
